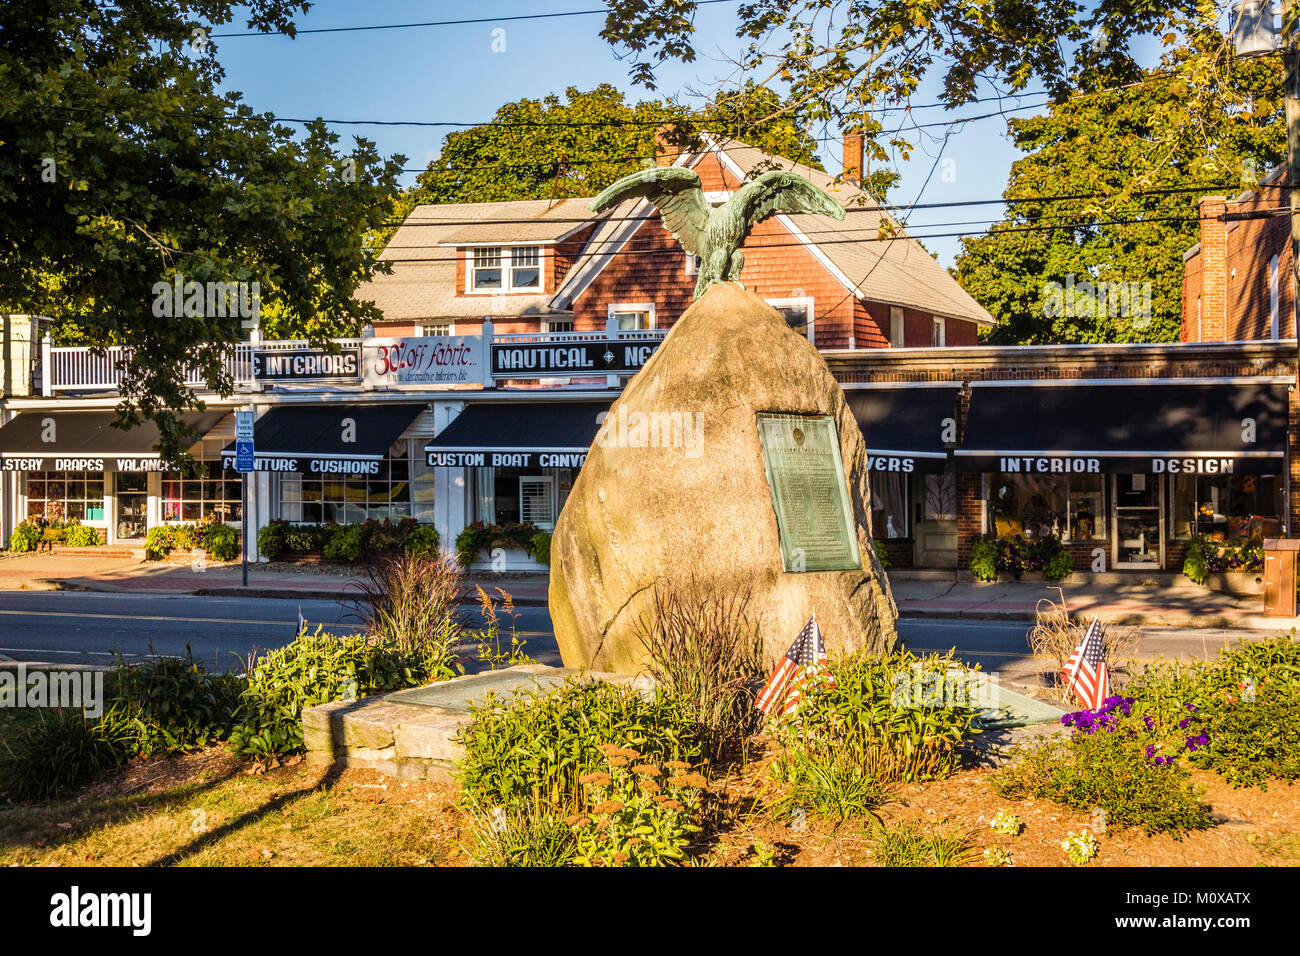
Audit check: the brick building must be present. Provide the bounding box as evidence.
[1182,165,1294,343]
[364,132,993,348]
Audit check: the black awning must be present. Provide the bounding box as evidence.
[957,380,1289,475]
[221,403,426,474]
[0,410,227,472]
[424,401,609,469]
[843,384,959,474]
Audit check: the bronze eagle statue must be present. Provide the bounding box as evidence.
[591,166,846,299]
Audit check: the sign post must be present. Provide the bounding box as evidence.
[235,410,255,588]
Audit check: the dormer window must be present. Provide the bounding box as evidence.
[469,245,542,293]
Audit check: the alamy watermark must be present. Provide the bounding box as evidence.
[890,663,999,711]
[151,272,260,328]
[1042,274,1152,328]
[0,665,104,717]
[595,407,704,458]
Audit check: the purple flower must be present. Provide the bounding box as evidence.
[1178,718,1191,729]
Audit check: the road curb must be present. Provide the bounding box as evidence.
[897,607,1296,630]
[193,586,549,606]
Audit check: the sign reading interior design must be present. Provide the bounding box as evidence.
[253,346,360,382]
[756,413,861,573]
[491,340,657,377]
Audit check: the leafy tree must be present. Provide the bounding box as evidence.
[0,1,403,459]
[399,82,824,218]
[598,1,1241,201]
[956,36,1285,343]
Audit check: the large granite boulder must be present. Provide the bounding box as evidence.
[549,282,898,673]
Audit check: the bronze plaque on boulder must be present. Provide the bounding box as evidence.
[756,413,861,572]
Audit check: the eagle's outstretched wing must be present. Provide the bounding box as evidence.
[730,171,846,241]
[590,167,710,256]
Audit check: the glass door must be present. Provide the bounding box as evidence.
[115,472,149,540]
[1112,474,1164,569]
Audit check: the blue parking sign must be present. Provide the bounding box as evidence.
[235,440,255,474]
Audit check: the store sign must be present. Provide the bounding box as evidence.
[364,336,483,387]
[0,457,166,471]
[491,340,657,377]
[252,346,360,382]
[425,450,588,469]
[957,453,1284,475]
[219,455,382,475]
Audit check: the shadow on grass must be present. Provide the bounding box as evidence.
[146,762,347,866]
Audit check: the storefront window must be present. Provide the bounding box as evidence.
[281,443,415,523]
[990,474,1104,541]
[871,472,908,538]
[473,466,577,530]
[161,459,242,523]
[1169,473,1283,540]
[25,470,105,522]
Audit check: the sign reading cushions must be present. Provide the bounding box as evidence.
[491,340,656,377]
[956,381,1289,475]
[220,404,426,474]
[425,402,609,469]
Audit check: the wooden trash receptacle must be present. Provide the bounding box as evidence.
[1262,539,1300,617]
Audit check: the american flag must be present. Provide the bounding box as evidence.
[756,616,829,716]
[1062,617,1109,710]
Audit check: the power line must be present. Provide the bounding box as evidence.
[209,1,741,38]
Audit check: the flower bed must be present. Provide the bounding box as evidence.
[454,521,550,568]
[1181,537,1263,585]
[969,533,1072,582]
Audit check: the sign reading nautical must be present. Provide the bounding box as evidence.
[756,413,861,573]
[252,346,360,382]
[491,340,656,377]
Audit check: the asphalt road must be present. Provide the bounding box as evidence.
[0,589,1270,673]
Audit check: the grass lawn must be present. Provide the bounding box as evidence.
[2,739,1297,867]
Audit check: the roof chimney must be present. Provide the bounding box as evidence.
[655,124,685,167]
[842,132,864,185]
[1196,196,1230,342]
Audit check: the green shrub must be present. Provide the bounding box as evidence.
[633,578,764,762]
[456,678,703,816]
[455,521,544,567]
[873,539,890,570]
[1182,539,1211,585]
[63,525,102,547]
[1042,542,1074,581]
[257,520,288,559]
[8,521,43,553]
[771,649,982,790]
[994,698,1212,835]
[144,525,175,559]
[228,630,452,759]
[0,708,137,800]
[112,652,243,755]
[769,746,892,822]
[346,554,467,668]
[969,537,999,581]
[203,525,239,562]
[323,523,365,562]
[405,524,441,558]
[528,530,552,566]
[1129,633,1300,789]
[870,820,977,867]
[172,524,199,551]
[464,802,577,867]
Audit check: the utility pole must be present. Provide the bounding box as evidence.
[1284,0,1300,370]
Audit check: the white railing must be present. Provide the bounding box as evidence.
[40,326,666,393]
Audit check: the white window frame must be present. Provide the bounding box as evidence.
[685,253,702,277]
[608,302,656,330]
[766,296,816,345]
[518,475,556,529]
[414,323,454,337]
[466,245,545,294]
[889,305,905,347]
[931,316,946,347]
[542,318,574,333]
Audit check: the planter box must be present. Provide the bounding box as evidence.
[1200,570,1264,596]
[468,548,548,573]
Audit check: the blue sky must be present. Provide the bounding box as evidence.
[209,1,1118,268]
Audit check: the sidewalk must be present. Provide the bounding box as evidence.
[0,552,1294,630]
[0,552,552,605]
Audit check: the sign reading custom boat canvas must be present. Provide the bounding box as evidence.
[756,413,861,572]
[253,346,360,382]
[364,336,483,387]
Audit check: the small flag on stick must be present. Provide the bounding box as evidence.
[297,605,307,634]
[756,615,828,717]
[1062,616,1109,710]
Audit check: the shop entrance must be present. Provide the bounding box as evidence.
[913,473,958,568]
[1112,474,1164,569]
[115,472,149,540]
